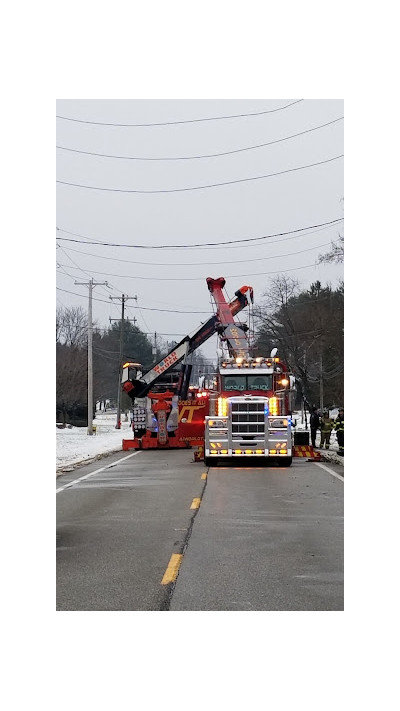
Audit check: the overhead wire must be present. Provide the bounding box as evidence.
[56,286,210,312]
[56,262,80,284]
[57,292,342,341]
[57,281,343,311]
[56,154,343,193]
[56,260,332,282]
[56,238,341,282]
[126,301,152,334]
[56,245,142,318]
[91,326,189,336]
[56,217,344,250]
[57,224,342,265]
[56,102,342,349]
[56,244,114,300]
[56,100,304,126]
[56,116,343,161]
[56,237,341,272]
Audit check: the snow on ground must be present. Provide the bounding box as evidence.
[293,408,343,466]
[56,408,343,474]
[56,411,133,473]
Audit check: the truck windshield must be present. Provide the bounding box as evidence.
[222,374,273,391]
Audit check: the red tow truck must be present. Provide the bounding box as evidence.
[121,277,296,464]
[121,282,254,450]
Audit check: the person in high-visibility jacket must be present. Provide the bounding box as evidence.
[320,410,334,449]
[334,408,344,456]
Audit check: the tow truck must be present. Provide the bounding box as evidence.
[120,283,254,450]
[121,278,295,465]
[204,277,295,466]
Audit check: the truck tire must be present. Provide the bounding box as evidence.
[281,456,292,467]
[204,457,213,467]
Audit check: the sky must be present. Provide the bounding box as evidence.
[56,99,344,362]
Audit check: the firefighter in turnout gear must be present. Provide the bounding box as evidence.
[309,407,321,449]
[320,410,334,449]
[334,408,344,456]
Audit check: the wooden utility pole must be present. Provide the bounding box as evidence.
[319,352,324,411]
[75,279,108,435]
[109,293,137,429]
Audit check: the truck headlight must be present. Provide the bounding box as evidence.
[217,398,228,417]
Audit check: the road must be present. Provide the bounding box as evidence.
[56,450,344,611]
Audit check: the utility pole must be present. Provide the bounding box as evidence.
[75,278,108,435]
[319,352,324,411]
[109,293,137,429]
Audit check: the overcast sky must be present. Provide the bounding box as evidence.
[56,99,344,362]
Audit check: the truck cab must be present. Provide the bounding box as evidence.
[217,356,292,414]
[204,355,295,466]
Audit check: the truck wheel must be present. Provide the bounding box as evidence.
[204,457,213,467]
[281,457,292,467]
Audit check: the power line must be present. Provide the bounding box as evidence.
[56,100,304,126]
[56,116,343,161]
[56,223,342,262]
[56,239,339,279]
[56,262,78,283]
[56,286,210,312]
[57,245,118,299]
[57,245,100,282]
[56,154,343,194]
[56,259,336,282]
[56,217,344,250]
[92,328,188,336]
[57,277,343,305]
[58,227,340,267]
[60,319,341,342]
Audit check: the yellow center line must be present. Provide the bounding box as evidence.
[190,497,201,509]
[161,553,183,585]
[201,473,207,480]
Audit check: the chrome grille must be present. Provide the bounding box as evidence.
[230,400,266,435]
[231,402,265,413]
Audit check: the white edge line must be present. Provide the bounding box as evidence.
[314,461,344,482]
[56,451,142,493]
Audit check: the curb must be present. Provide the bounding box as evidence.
[56,446,124,476]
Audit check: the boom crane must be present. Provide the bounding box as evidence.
[121,283,254,402]
[206,277,251,359]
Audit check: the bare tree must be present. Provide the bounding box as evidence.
[57,306,88,347]
[56,343,88,425]
[56,307,63,343]
[319,197,344,264]
[253,275,343,408]
[318,233,344,264]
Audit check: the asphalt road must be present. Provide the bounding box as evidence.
[56,450,343,611]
